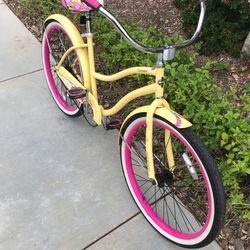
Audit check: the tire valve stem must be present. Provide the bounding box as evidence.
[182,153,198,180]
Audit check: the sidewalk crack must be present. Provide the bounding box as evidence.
[0,68,43,84]
[82,211,141,250]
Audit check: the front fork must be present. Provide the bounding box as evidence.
[146,92,175,186]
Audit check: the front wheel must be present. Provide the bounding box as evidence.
[120,113,225,248]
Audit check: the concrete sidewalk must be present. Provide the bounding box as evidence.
[0,3,221,250]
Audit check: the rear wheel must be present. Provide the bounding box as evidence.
[120,113,225,248]
[42,21,83,116]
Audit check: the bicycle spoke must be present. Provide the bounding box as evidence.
[147,188,161,204]
[173,190,177,230]
[154,186,157,213]
[174,189,207,223]
[171,193,197,232]
[142,184,154,197]
[139,180,150,188]
[159,188,182,232]
[134,173,149,181]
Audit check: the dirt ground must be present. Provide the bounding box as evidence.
[107,0,183,35]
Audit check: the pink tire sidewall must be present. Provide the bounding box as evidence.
[121,116,215,246]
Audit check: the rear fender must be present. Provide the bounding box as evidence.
[44,14,91,89]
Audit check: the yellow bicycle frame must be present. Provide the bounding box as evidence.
[45,14,192,185]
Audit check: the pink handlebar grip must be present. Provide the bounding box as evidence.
[84,0,101,9]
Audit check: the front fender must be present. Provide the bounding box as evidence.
[119,105,192,143]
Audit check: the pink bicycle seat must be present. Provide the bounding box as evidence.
[61,0,103,12]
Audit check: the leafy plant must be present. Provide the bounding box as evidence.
[20,0,64,17]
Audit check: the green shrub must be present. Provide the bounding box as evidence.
[174,0,249,57]
[92,14,250,218]
[20,0,63,17]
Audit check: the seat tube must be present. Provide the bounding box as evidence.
[86,12,98,99]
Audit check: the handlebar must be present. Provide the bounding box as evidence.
[84,0,206,56]
[99,7,163,54]
[175,0,206,49]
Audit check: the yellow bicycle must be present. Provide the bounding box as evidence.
[42,0,225,247]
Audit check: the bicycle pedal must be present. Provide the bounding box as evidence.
[106,118,122,130]
[67,87,87,99]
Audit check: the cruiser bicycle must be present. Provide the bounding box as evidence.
[42,0,225,248]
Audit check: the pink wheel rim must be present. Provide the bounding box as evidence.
[124,119,213,240]
[43,24,80,113]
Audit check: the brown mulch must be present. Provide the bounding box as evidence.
[3,0,250,249]
[107,0,183,36]
[3,0,44,41]
[219,220,250,250]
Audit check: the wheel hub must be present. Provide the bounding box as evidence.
[155,168,174,188]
